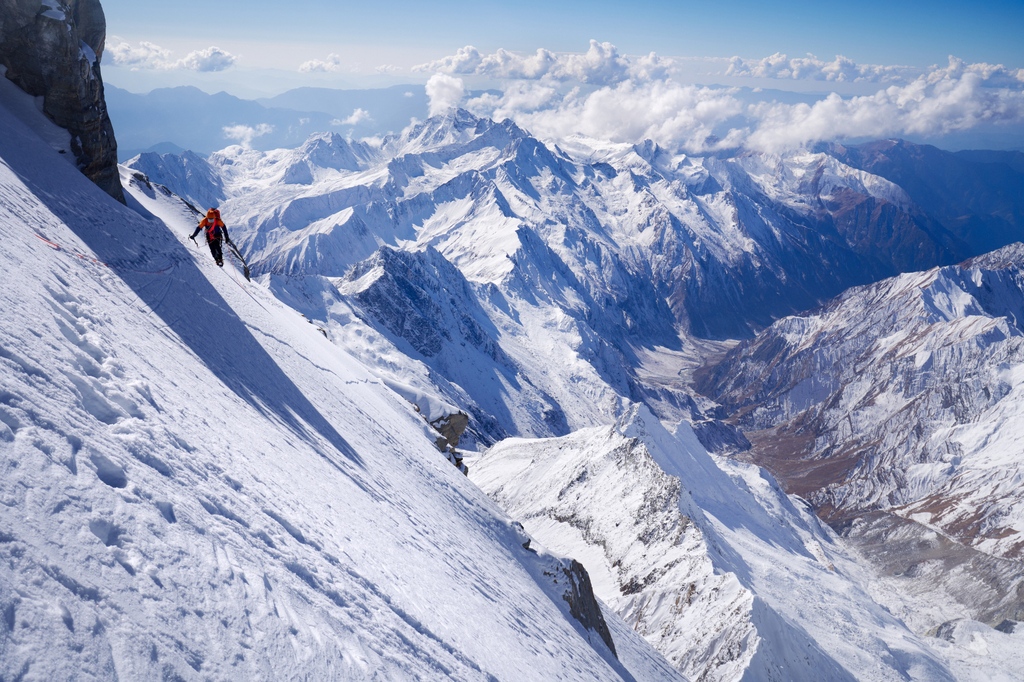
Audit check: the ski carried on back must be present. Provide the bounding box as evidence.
[226,241,251,281]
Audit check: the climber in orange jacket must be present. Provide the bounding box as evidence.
[190,208,233,267]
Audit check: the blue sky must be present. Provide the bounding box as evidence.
[101,0,1024,96]
[97,0,1024,152]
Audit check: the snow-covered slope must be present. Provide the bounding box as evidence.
[470,404,1004,682]
[0,76,680,681]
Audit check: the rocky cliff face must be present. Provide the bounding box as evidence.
[0,0,124,202]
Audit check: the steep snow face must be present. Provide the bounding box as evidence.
[701,245,1024,560]
[0,78,681,682]
[471,405,960,682]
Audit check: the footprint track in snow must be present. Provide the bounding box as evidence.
[45,286,151,428]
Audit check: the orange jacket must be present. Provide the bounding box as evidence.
[192,209,230,243]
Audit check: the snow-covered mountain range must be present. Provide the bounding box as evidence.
[698,244,1024,629]
[126,109,1022,457]
[119,106,1024,679]
[130,110,983,339]
[5,9,1024,676]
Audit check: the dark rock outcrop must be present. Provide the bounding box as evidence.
[554,559,617,658]
[0,0,125,202]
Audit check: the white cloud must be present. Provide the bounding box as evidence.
[223,123,274,148]
[299,53,344,73]
[376,64,401,74]
[416,45,483,75]
[725,52,1024,88]
[476,47,560,80]
[726,52,912,83]
[415,40,669,85]
[557,40,631,84]
[425,73,465,116]
[468,80,746,152]
[745,67,1024,152]
[107,39,172,70]
[456,47,1024,154]
[106,38,236,72]
[923,56,1024,87]
[176,47,236,73]
[332,108,372,126]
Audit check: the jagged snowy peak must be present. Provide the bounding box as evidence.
[275,133,381,187]
[387,108,530,160]
[0,73,681,682]
[298,131,377,171]
[471,404,961,682]
[125,149,225,211]
[717,150,914,214]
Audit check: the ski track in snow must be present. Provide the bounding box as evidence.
[0,81,680,681]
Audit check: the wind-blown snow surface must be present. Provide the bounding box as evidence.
[0,80,681,680]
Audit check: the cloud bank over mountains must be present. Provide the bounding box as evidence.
[107,38,237,72]
[417,43,1024,154]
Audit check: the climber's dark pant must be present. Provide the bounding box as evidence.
[208,238,223,265]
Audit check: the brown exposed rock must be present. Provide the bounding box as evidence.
[430,411,468,451]
[0,0,125,202]
[430,411,469,475]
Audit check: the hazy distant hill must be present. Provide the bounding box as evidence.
[821,140,1024,254]
[258,84,428,134]
[106,84,429,160]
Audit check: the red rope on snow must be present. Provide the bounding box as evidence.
[34,233,108,267]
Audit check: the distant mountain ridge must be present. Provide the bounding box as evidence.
[106,84,429,159]
[697,243,1024,631]
[820,139,1024,254]
[699,242,1024,558]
